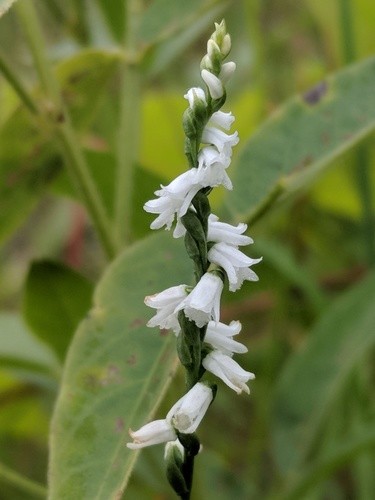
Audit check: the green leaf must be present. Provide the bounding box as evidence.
[0,0,17,18]
[0,312,59,379]
[272,270,375,474]
[139,0,225,46]
[48,232,193,499]
[278,425,375,500]
[223,56,375,223]
[97,0,125,42]
[23,260,94,362]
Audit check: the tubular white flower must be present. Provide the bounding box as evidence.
[208,242,261,292]
[197,146,232,191]
[202,350,255,394]
[127,419,176,450]
[166,382,213,434]
[201,69,224,99]
[184,87,207,108]
[204,320,247,354]
[144,169,202,232]
[145,284,188,334]
[202,126,239,157]
[210,110,235,130]
[175,272,223,327]
[219,61,236,84]
[207,214,253,246]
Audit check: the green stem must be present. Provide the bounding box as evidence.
[338,0,375,265]
[114,0,143,248]
[57,121,117,259]
[0,52,38,114]
[0,461,46,499]
[16,0,117,259]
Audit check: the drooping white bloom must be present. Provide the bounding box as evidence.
[210,110,235,131]
[197,146,232,190]
[127,383,213,450]
[184,87,207,108]
[144,169,202,233]
[208,242,261,292]
[204,320,247,354]
[127,419,176,450]
[175,272,223,327]
[207,214,253,247]
[202,350,255,394]
[145,284,188,334]
[201,69,224,99]
[202,126,239,157]
[166,382,213,434]
[219,61,236,84]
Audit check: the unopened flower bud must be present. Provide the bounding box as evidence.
[219,62,236,84]
[200,54,214,72]
[201,69,224,99]
[221,33,231,57]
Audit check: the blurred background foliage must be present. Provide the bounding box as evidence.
[0,0,374,499]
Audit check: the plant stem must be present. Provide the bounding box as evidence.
[338,0,375,265]
[0,51,38,114]
[114,0,143,248]
[0,461,47,499]
[16,0,117,259]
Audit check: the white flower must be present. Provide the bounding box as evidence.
[127,419,176,450]
[210,110,235,130]
[184,87,207,108]
[201,69,224,99]
[202,350,255,394]
[175,272,223,327]
[208,242,261,292]
[202,126,239,157]
[207,214,253,246]
[204,320,247,354]
[197,146,232,190]
[144,169,201,232]
[219,61,236,84]
[127,383,213,450]
[166,382,213,434]
[145,284,188,334]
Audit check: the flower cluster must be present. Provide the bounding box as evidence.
[127,20,261,497]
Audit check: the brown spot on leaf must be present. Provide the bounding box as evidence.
[129,317,145,329]
[292,155,313,174]
[302,81,327,105]
[160,328,170,337]
[115,418,125,434]
[126,354,137,365]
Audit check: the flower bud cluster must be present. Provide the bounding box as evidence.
[128,20,261,496]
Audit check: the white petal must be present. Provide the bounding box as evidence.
[201,69,224,99]
[127,419,176,449]
[184,87,206,108]
[166,382,213,434]
[210,111,235,131]
[219,61,236,84]
[203,350,255,395]
[207,214,253,246]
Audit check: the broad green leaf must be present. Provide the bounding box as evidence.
[272,270,375,474]
[223,56,375,223]
[0,0,17,17]
[23,260,94,362]
[49,232,193,499]
[0,312,59,380]
[138,0,227,46]
[97,0,125,42]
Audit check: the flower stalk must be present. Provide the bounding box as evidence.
[127,21,261,498]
